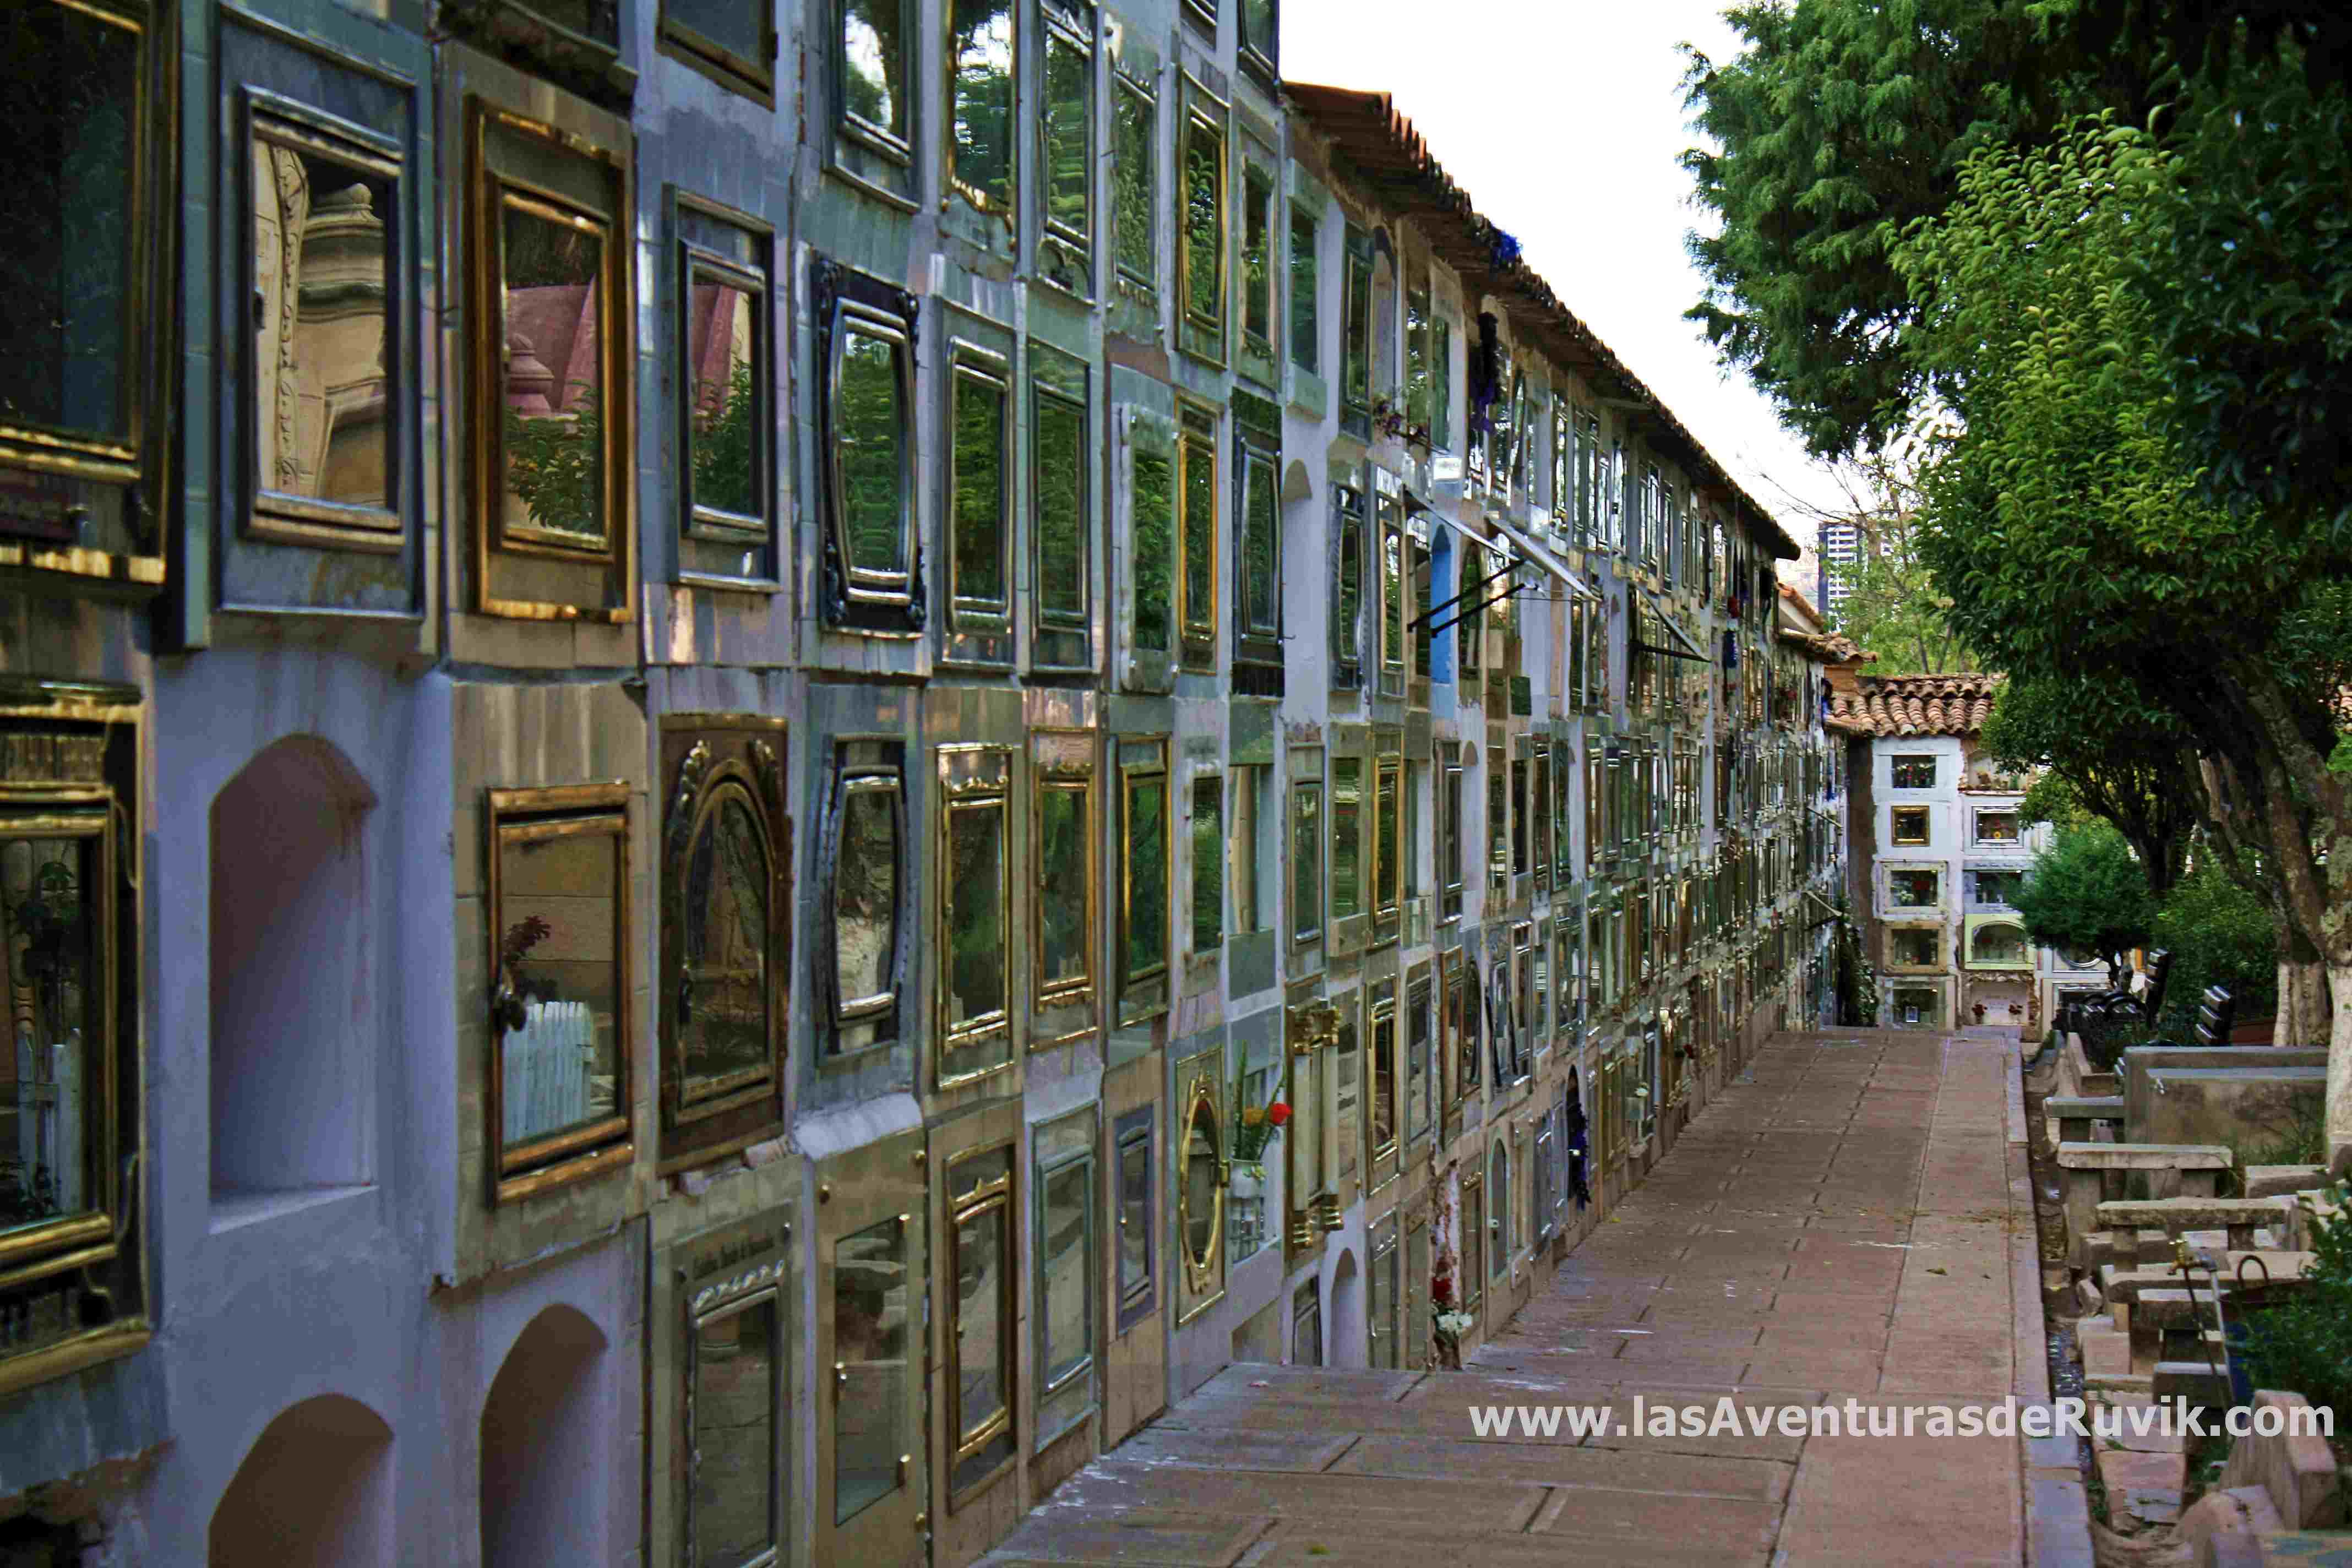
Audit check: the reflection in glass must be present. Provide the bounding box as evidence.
[944,802,1006,1032]
[1036,783,1088,996]
[1190,775,1223,952]
[1490,1142,1510,1276]
[1460,1178,1483,1308]
[1113,83,1155,283]
[252,133,394,514]
[1381,525,1402,667]
[669,0,765,66]
[1132,449,1173,652]
[1035,390,1085,620]
[832,1216,907,1523]
[1240,0,1274,58]
[835,327,907,580]
[0,2,135,443]
[1117,1131,1150,1305]
[689,277,760,521]
[832,778,900,1051]
[1404,281,1431,432]
[1374,761,1399,918]
[1289,784,1321,942]
[1406,979,1431,1136]
[679,792,770,1102]
[1179,427,1214,640]
[1042,33,1090,241]
[1370,1007,1395,1155]
[1242,168,1272,351]
[950,367,1005,616]
[692,1298,776,1568]
[1041,1159,1091,1387]
[1181,119,1222,328]
[1369,1239,1394,1368]
[1333,1014,1358,1179]
[949,0,1013,209]
[1288,209,1317,371]
[0,836,91,1233]
[497,826,622,1150]
[500,200,607,546]
[1342,244,1371,416]
[1124,776,1167,980]
[1330,759,1360,919]
[1231,770,1260,937]
[1335,500,1362,665]
[1890,869,1939,908]
[1182,1093,1219,1268]
[951,1192,1009,1487]
[1241,455,1278,637]
[841,0,908,140]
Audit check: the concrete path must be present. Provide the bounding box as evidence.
[986,1031,2037,1566]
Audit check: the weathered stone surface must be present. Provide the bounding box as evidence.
[2095,1197,2292,1233]
[2097,1446,2187,1496]
[2220,1391,2348,1530]
[2244,1165,2326,1199]
[2057,1142,2233,1170]
[2079,1325,2133,1377]
[2179,1485,2286,1568]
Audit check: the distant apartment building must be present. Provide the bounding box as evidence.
[1818,519,1863,618]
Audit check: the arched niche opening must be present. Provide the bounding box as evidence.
[480,1304,611,1567]
[209,735,377,1221]
[1327,1246,1363,1369]
[209,1393,394,1567]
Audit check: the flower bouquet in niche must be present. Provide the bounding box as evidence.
[1228,1072,1289,1196]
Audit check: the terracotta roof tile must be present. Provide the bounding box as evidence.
[1825,673,2002,738]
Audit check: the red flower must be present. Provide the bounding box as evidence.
[1266,1101,1292,1128]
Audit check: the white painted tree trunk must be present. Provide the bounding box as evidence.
[2277,959,2329,1048]
[2328,965,2352,1177]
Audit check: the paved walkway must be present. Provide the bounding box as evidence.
[987,1031,2038,1566]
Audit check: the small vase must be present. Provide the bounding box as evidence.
[1229,1165,1263,1201]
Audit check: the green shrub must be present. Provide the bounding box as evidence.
[2013,823,2157,979]
[2151,854,2277,1041]
[2238,1179,2352,1433]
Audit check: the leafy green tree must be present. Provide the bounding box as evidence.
[1978,675,2199,895]
[1826,517,1973,675]
[1679,0,2157,455]
[2013,824,2158,984]
[2151,851,2279,1040]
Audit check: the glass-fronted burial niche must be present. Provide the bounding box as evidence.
[832,1210,908,1523]
[683,1224,788,1568]
[662,721,786,1165]
[824,739,905,1058]
[248,101,399,543]
[489,785,631,1200]
[1,832,102,1231]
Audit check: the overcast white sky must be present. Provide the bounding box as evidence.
[1282,0,1852,541]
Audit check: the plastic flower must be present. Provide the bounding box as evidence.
[1241,1104,1266,1127]
[1266,1101,1291,1128]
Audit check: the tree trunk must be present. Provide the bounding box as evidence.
[2277,957,2328,1047]
[2329,965,2352,1177]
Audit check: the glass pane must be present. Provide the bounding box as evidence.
[953,1202,1006,1442]
[671,0,765,63]
[1043,34,1090,239]
[1371,1012,1395,1152]
[0,836,93,1233]
[497,826,622,1149]
[1035,392,1085,618]
[1182,122,1222,325]
[832,1215,907,1525]
[1243,456,1277,635]
[1342,250,1370,411]
[945,802,1006,1030]
[1191,776,1223,951]
[1333,1017,1358,1179]
[1037,785,1088,993]
[500,202,607,545]
[1183,1097,1219,1266]
[1289,785,1320,940]
[693,1299,776,1568]
[1242,170,1272,346]
[949,0,1013,208]
[1240,0,1273,55]
[1369,1243,1393,1366]
[1381,525,1402,667]
[1231,771,1259,936]
[1118,1135,1150,1300]
[1406,983,1430,1134]
[1180,436,1213,636]
[252,133,394,509]
[951,370,1005,610]
[1042,1160,1091,1382]
[1330,759,1360,919]
[1113,85,1155,281]
[836,328,907,578]
[0,3,135,442]
[833,781,900,1044]
[1125,777,1167,978]
[842,0,908,139]
[1288,210,1316,370]
[1404,285,1430,430]
[1374,764,1398,915]
[1335,508,1362,661]
[1132,449,1173,651]
[679,793,770,1099]
[688,277,759,519]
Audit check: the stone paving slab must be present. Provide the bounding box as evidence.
[983,1033,2030,1568]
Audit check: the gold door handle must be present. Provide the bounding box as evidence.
[834,1360,848,1393]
